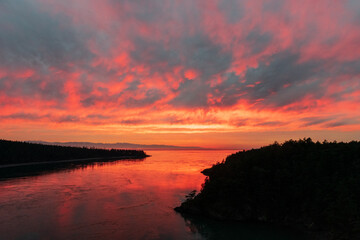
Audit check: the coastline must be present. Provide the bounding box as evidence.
[0,155,150,169]
[175,139,360,240]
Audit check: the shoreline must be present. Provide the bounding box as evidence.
[0,155,150,169]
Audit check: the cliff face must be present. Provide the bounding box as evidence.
[175,139,360,239]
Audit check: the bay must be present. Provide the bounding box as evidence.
[0,150,304,240]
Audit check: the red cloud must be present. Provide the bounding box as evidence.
[1,0,360,147]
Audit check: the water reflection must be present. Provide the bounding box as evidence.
[0,157,145,180]
[179,213,306,240]
[0,150,305,240]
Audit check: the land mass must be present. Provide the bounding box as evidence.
[175,138,360,240]
[28,141,205,150]
[0,139,148,166]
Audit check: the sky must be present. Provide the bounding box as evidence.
[1,0,360,149]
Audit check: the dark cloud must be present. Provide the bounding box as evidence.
[346,0,360,22]
[324,118,360,128]
[81,96,98,108]
[255,121,285,127]
[217,0,244,23]
[337,60,360,75]
[183,35,232,78]
[229,118,249,127]
[244,51,322,106]
[110,0,173,23]
[86,114,111,120]
[0,0,95,104]
[119,118,147,125]
[212,72,243,106]
[124,88,164,108]
[245,29,273,55]
[56,115,80,123]
[208,51,323,107]
[129,33,233,108]
[262,0,286,12]
[301,117,334,127]
[125,80,142,92]
[0,112,82,123]
[0,75,67,101]
[129,34,232,80]
[1,113,47,120]
[130,37,180,72]
[170,80,210,107]
[0,0,93,71]
[0,0,358,121]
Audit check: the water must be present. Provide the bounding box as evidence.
[0,150,305,240]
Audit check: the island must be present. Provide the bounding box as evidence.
[175,138,360,239]
[0,139,148,166]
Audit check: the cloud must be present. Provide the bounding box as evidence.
[243,51,322,106]
[124,88,164,108]
[0,113,47,120]
[245,29,273,55]
[0,0,93,71]
[56,115,80,123]
[86,114,111,120]
[217,0,244,23]
[183,34,233,78]
[0,0,359,136]
[170,80,210,107]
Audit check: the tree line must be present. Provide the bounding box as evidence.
[176,138,360,239]
[0,139,148,165]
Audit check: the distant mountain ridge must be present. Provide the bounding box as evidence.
[28,141,205,150]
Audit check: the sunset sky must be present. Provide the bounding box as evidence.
[1,0,360,149]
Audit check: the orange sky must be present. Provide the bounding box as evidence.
[0,0,360,148]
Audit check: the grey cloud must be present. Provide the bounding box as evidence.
[229,118,249,127]
[119,118,147,125]
[337,60,360,75]
[0,0,94,71]
[129,33,233,108]
[262,0,286,12]
[183,34,232,78]
[255,121,285,127]
[124,88,164,108]
[0,75,67,101]
[1,113,48,120]
[324,118,360,128]
[56,115,80,122]
[130,37,180,72]
[325,121,350,128]
[120,0,168,23]
[209,51,322,107]
[217,0,244,23]
[245,29,273,55]
[170,80,210,107]
[244,51,321,105]
[301,117,333,127]
[125,80,142,91]
[81,96,98,107]
[86,114,111,120]
[213,72,243,106]
[129,34,232,80]
[300,116,359,128]
[346,0,360,22]
[266,80,322,107]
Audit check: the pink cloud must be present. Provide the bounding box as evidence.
[1,0,360,146]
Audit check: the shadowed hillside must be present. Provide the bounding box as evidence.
[0,139,148,165]
[175,138,360,239]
